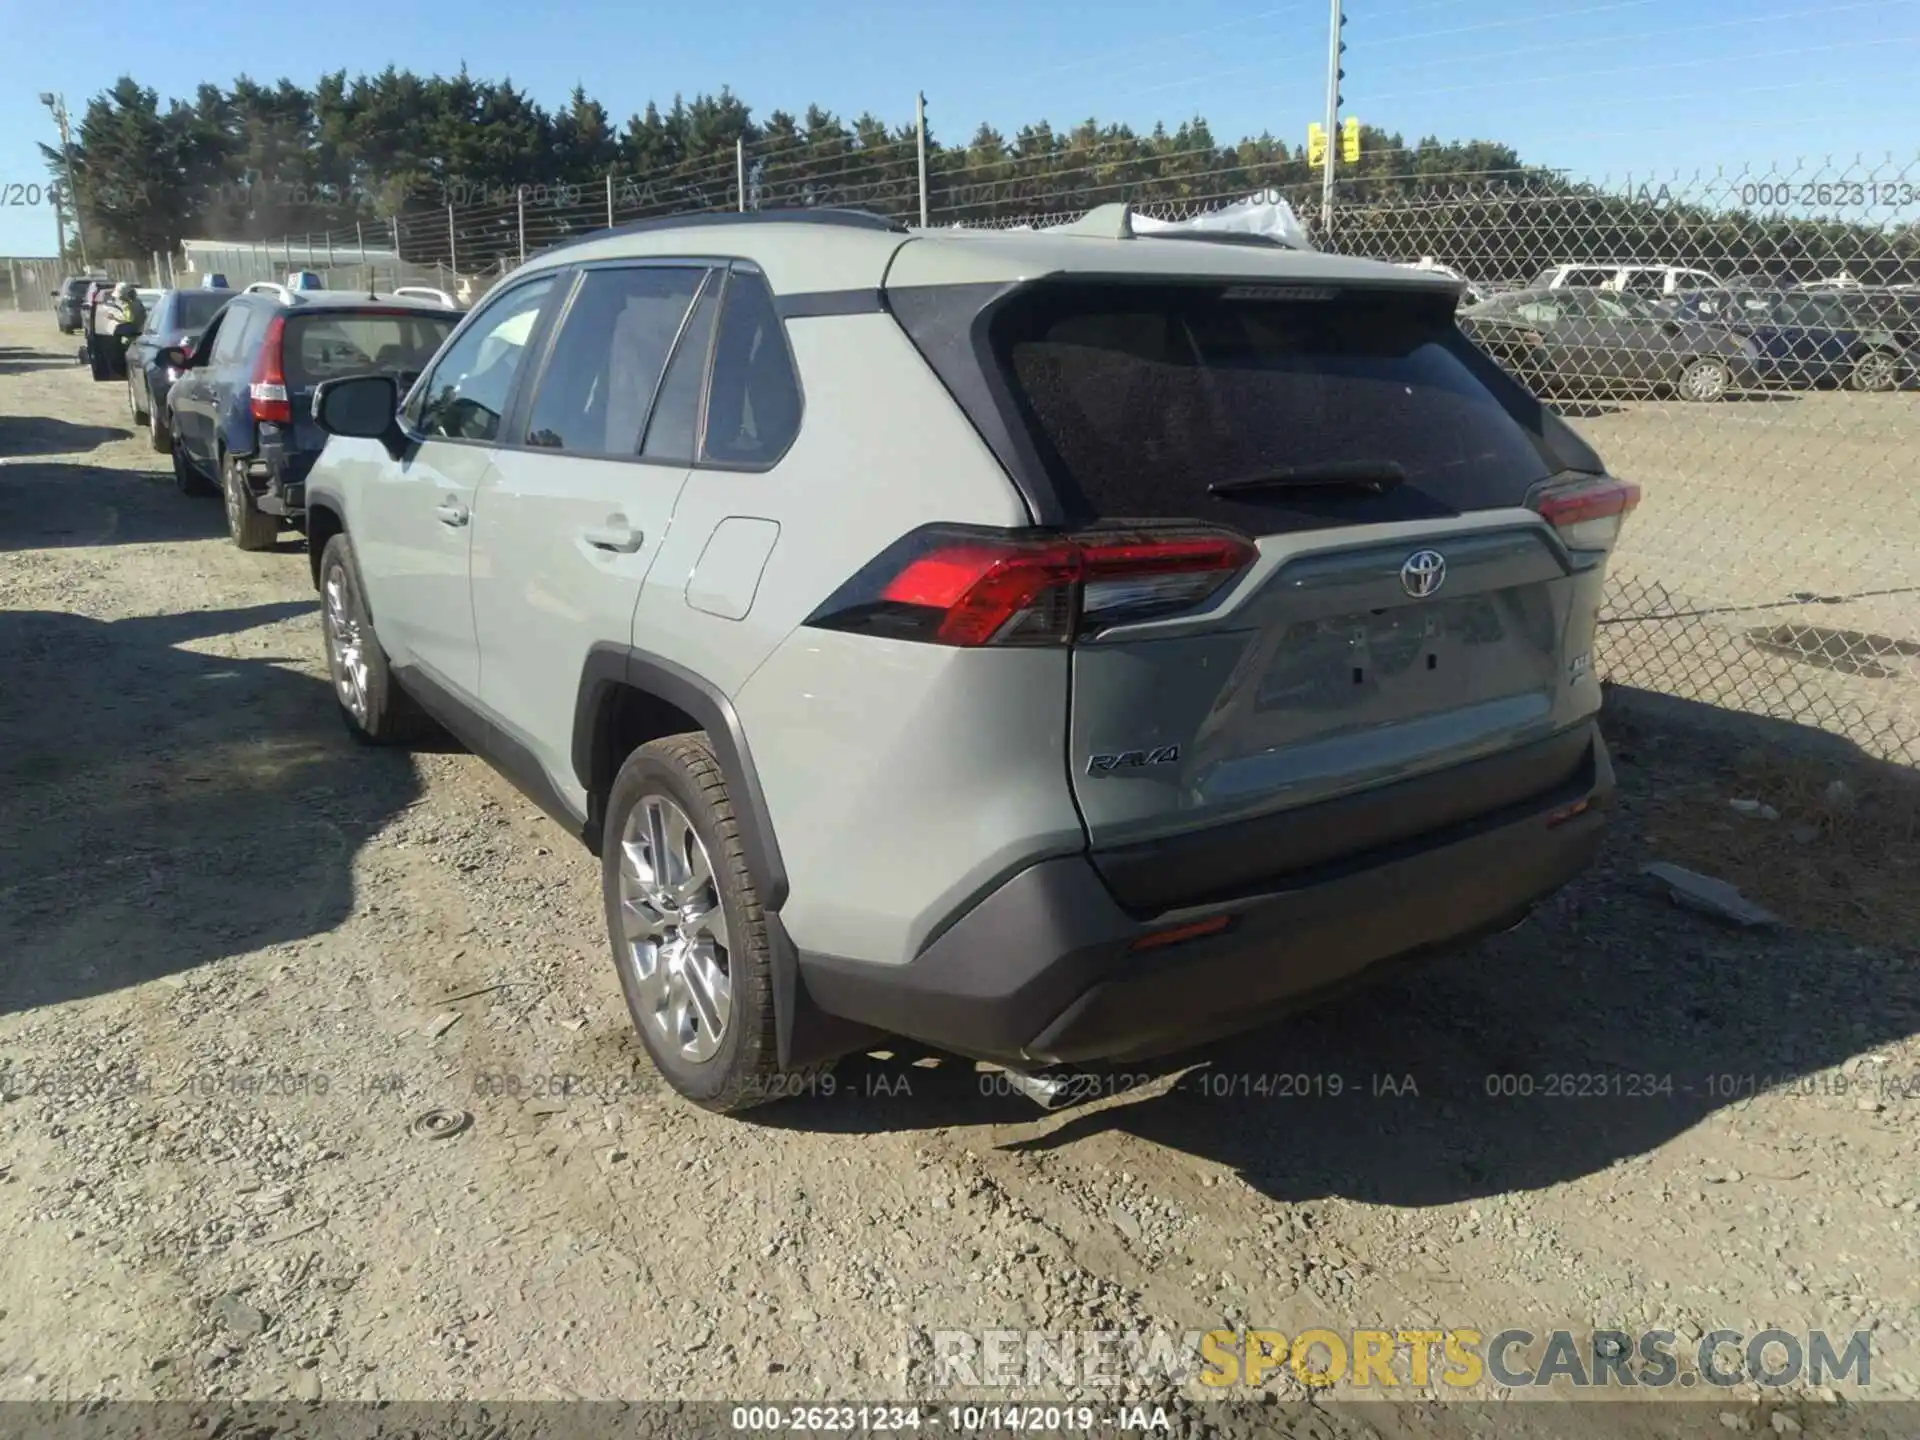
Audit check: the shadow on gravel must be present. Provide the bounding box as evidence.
[0,460,224,549]
[0,346,73,377]
[0,602,422,1014]
[766,692,1920,1206]
[0,416,130,460]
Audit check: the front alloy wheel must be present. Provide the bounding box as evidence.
[616,794,733,1063]
[1851,350,1900,393]
[322,560,371,728]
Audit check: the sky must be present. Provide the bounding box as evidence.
[2,0,1917,256]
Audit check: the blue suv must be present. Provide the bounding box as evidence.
[165,282,462,548]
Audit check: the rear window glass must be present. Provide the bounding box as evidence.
[285,312,456,387]
[989,283,1558,532]
[173,291,230,329]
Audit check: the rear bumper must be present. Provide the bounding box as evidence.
[798,722,1613,1066]
[253,442,315,519]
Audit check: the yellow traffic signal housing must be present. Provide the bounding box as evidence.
[1307,123,1328,168]
[1341,116,1361,164]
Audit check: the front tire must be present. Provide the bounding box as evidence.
[222,451,281,551]
[129,380,149,427]
[602,735,816,1113]
[317,533,430,746]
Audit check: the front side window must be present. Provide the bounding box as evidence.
[412,277,555,442]
[700,269,803,467]
[525,266,707,457]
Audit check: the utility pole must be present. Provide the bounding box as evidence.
[516,185,527,264]
[736,139,747,213]
[915,92,930,228]
[40,93,88,269]
[606,172,615,228]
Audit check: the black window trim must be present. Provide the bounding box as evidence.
[511,258,720,468]
[398,272,567,450]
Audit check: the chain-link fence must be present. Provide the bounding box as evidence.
[3,256,148,313]
[20,141,1919,765]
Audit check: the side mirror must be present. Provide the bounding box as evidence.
[314,374,403,453]
[1661,321,1681,337]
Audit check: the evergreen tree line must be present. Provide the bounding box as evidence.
[44,69,1920,284]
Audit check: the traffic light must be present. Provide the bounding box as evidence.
[1307,123,1327,168]
[1341,116,1361,164]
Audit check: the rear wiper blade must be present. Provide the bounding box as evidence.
[1208,461,1408,497]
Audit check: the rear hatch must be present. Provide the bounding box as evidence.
[884,272,1631,910]
[281,308,456,451]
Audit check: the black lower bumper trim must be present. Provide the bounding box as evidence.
[798,723,1612,1066]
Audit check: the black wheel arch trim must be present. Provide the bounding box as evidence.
[573,644,861,1070]
[573,643,788,910]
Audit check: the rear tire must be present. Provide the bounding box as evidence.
[317,533,431,746]
[222,451,281,551]
[1850,349,1900,393]
[1678,357,1731,402]
[602,735,824,1113]
[128,380,149,427]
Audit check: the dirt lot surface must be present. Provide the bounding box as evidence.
[2,310,1918,1436]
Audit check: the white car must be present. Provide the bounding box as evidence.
[1533,263,1724,298]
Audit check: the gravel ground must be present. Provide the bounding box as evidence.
[1,311,1917,1437]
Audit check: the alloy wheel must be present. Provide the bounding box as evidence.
[616,794,733,1063]
[322,562,371,724]
[1854,351,1898,392]
[1683,360,1729,402]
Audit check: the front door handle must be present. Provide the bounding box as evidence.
[583,518,644,553]
[436,498,469,528]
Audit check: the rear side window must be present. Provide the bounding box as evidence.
[987,283,1563,535]
[285,312,456,387]
[526,266,706,456]
[701,269,802,467]
[641,273,723,464]
[209,306,256,365]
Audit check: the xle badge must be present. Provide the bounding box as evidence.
[1087,744,1182,776]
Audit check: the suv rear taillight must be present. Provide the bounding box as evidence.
[1529,474,1641,551]
[249,314,291,424]
[805,525,1257,647]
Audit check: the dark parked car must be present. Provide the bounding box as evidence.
[125,288,237,450]
[1459,286,1759,401]
[53,275,104,333]
[1666,288,1913,392]
[164,282,461,549]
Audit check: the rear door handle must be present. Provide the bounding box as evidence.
[436,498,469,528]
[583,519,644,553]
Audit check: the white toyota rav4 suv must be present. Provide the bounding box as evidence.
[304,205,1630,1112]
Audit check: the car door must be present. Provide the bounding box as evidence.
[172,302,246,462]
[358,274,560,701]
[469,261,716,804]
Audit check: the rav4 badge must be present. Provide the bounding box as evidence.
[1086,744,1182,776]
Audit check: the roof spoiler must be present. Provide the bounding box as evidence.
[393,285,457,308]
[1046,201,1297,250]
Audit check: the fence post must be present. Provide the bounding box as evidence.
[326,231,334,268]
[737,139,747,213]
[916,92,930,228]
[1319,0,1341,241]
[517,186,526,264]
[8,259,18,312]
[391,214,401,263]
[356,220,365,263]
[606,173,614,228]
[448,204,458,277]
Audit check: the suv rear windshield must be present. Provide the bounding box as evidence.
[284,311,456,387]
[985,281,1568,534]
[173,291,231,330]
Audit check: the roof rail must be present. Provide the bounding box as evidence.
[392,285,458,308]
[243,281,300,305]
[536,206,909,260]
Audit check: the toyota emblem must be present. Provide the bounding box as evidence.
[1400,549,1447,598]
